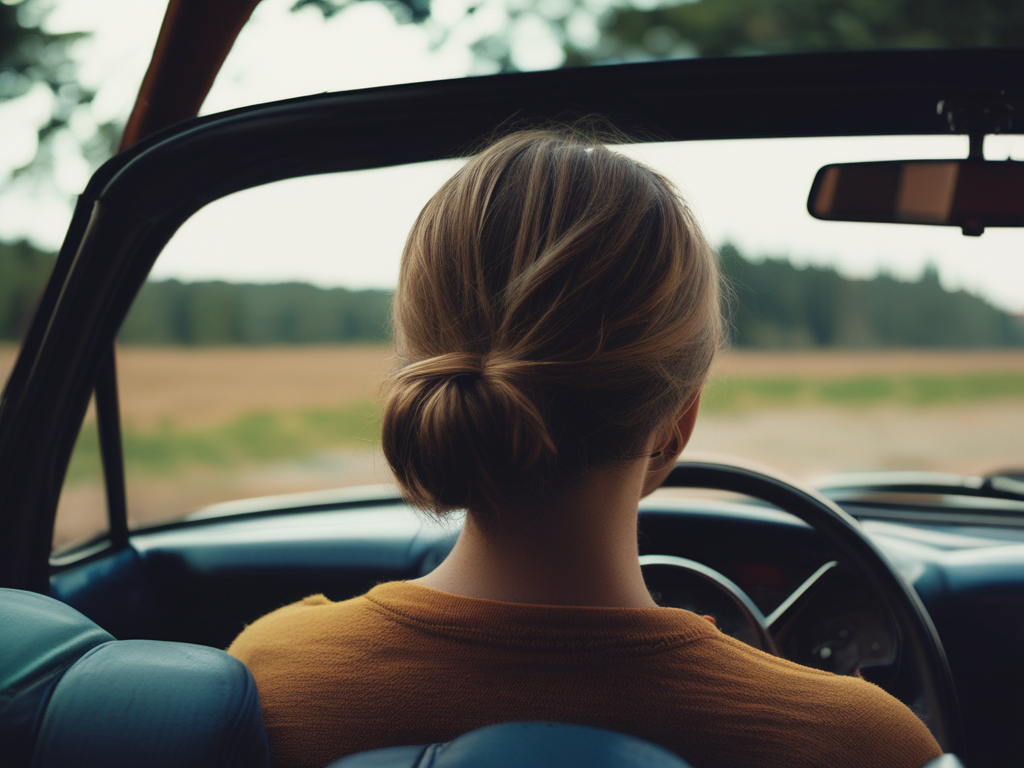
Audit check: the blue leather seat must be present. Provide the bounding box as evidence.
[0,587,270,768]
[327,721,695,768]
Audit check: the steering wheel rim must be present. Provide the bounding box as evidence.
[662,460,965,756]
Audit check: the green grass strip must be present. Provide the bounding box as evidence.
[65,399,381,484]
[63,372,1024,485]
[702,371,1024,413]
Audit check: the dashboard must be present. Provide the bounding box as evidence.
[49,493,1024,767]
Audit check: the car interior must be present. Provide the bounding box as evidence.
[0,3,1022,767]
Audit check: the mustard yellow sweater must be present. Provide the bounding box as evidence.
[227,582,941,768]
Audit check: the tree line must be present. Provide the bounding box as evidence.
[119,280,391,345]
[0,240,52,343]
[719,244,1024,348]
[1,239,1021,348]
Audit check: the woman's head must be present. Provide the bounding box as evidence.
[382,128,722,517]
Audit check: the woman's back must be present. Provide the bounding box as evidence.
[228,583,940,768]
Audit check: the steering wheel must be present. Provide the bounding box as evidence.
[654,460,964,756]
[639,553,779,654]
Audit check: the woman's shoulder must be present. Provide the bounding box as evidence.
[226,586,391,662]
[673,633,942,766]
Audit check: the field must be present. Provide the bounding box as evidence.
[4,345,1023,548]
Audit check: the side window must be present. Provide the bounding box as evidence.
[116,160,463,530]
[0,240,55,380]
[54,397,108,550]
[0,241,105,551]
[0,347,15,399]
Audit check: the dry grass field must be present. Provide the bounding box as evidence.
[16,344,1021,424]
[3,343,1022,548]
[114,345,392,429]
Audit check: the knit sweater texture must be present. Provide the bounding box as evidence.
[227,581,942,768]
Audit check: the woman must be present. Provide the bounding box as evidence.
[228,129,941,768]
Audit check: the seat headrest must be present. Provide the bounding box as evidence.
[0,588,270,768]
[328,721,694,768]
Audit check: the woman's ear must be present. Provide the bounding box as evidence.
[669,390,702,460]
[641,390,703,496]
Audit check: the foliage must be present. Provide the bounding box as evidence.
[295,0,1024,72]
[719,243,1024,348]
[65,399,381,483]
[0,0,106,181]
[584,0,1024,63]
[1,1,83,100]
[293,0,431,24]
[702,371,1024,413]
[119,280,392,345]
[0,239,52,340]
[2,239,1020,348]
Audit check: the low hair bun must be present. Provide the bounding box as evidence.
[381,352,557,515]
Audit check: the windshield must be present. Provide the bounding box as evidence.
[39,133,999,547]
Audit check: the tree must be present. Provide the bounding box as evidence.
[293,0,1024,71]
[0,239,53,341]
[0,0,109,183]
[593,0,1024,63]
[719,243,1024,349]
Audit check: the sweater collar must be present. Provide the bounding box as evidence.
[363,581,719,654]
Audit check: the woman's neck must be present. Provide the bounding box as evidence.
[411,460,658,609]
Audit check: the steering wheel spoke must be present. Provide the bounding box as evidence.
[767,560,898,676]
[766,561,839,634]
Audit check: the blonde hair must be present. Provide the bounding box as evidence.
[382,129,722,517]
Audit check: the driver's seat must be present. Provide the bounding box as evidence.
[0,588,270,768]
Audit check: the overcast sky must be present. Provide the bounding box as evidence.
[2,0,1023,312]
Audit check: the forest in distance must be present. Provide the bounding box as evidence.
[1,238,1022,349]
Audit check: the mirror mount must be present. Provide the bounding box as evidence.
[958,129,988,235]
[938,92,1017,149]
[967,132,985,163]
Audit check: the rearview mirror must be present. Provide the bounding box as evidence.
[807,159,1024,236]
